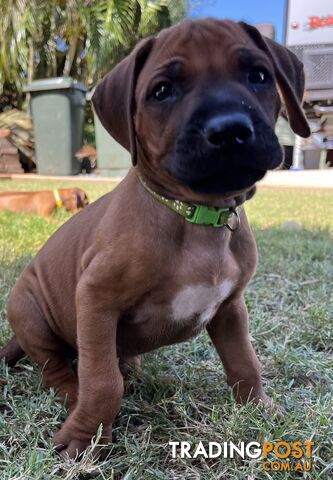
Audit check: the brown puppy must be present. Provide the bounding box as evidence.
[0,188,89,216]
[0,19,310,458]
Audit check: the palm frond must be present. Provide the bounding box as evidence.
[0,0,188,98]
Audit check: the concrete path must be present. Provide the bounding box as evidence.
[0,173,120,183]
[258,169,333,189]
[1,169,333,189]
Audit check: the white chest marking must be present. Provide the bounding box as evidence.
[171,280,234,327]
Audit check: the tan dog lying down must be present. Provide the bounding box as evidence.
[0,188,89,216]
[0,18,310,459]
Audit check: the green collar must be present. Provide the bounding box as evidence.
[139,177,241,230]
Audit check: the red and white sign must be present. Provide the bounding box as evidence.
[308,15,333,30]
[286,0,333,46]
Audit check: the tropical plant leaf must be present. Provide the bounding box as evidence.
[0,0,188,107]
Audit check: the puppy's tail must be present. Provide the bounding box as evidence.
[0,335,25,367]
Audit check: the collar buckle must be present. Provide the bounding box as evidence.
[186,204,231,227]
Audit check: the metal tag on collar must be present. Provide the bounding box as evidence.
[226,208,240,231]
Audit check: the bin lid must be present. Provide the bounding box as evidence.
[24,77,87,93]
[86,86,96,101]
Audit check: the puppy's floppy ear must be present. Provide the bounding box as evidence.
[92,36,155,166]
[75,189,89,208]
[239,22,311,138]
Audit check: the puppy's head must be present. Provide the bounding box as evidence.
[93,19,310,200]
[61,188,89,212]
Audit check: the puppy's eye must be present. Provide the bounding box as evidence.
[248,67,270,84]
[152,81,174,101]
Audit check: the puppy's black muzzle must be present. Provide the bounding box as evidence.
[204,113,255,149]
[168,85,283,195]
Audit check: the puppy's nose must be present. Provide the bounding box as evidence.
[204,113,254,147]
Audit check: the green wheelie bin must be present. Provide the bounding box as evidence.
[24,78,87,175]
[87,88,130,177]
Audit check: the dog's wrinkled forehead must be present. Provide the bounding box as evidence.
[137,19,268,91]
[155,19,253,56]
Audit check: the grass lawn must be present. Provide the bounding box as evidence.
[0,179,332,480]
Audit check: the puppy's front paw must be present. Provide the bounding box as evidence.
[54,436,90,459]
[255,394,286,417]
[254,392,273,406]
[53,422,111,459]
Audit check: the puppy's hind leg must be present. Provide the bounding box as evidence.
[119,355,142,379]
[6,287,78,411]
[0,335,25,366]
